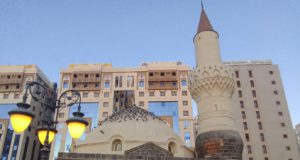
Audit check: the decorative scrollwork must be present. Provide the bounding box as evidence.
[57,90,81,111]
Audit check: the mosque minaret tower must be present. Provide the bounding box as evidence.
[188,3,244,159]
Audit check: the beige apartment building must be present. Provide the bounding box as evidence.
[227,60,300,160]
[295,124,300,152]
[194,60,300,160]
[50,62,194,160]
[0,65,54,160]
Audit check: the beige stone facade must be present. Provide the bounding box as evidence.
[0,65,53,160]
[226,60,299,160]
[295,124,300,153]
[50,62,194,160]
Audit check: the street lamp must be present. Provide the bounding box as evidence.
[7,81,88,160]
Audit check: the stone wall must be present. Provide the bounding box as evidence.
[57,152,208,160]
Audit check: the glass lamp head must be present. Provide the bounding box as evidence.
[66,111,88,139]
[8,103,35,133]
[37,127,57,145]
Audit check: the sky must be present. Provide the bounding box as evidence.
[0,0,299,126]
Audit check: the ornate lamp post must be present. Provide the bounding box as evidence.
[7,81,88,160]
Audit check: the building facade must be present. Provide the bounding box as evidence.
[50,62,194,160]
[295,124,300,153]
[0,65,53,160]
[194,60,300,160]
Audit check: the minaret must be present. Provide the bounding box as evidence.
[188,3,243,160]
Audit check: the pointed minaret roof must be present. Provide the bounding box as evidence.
[196,2,215,34]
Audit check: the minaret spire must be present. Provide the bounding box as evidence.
[196,1,214,35]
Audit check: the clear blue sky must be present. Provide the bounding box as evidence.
[1,0,299,126]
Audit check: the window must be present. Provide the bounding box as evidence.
[160,72,165,76]
[84,74,88,78]
[281,122,286,127]
[0,123,2,129]
[181,80,187,86]
[63,82,69,88]
[264,157,269,160]
[238,90,242,98]
[184,132,191,143]
[241,111,246,119]
[72,84,77,88]
[250,80,254,87]
[160,91,165,96]
[96,74,100,78]
[256,111,261,119]
[83,92,88,98]
[16,85,20,89]
[102,112,108,118]
[283,134,288,139]
[183,111,189,116]
[95,83,100,88]
[149,72,154,77]
[172,72,176,76]
[252,90,256,98]
[273,90,278,95]
[182,91,187,96]
[14,93,19,99]
[262,145,268,154]
[235,71,239,78]
[138,81,144,87]
[237,81,241,88]
[139,101,144,107]
[112,139,122,151]
[94,92,100,97]
[278,111,283,116]
[104,92,109,97]
[248,70,253,78]
[247,145,252,154]
[5,85,9,89]
[183,121,189,129]
[245,133,250,142]
[254,100,259,108]
[139,92,144,97]
[73,74,77,78]
[286,146,291,151]
[3,93,9,99]
[168,142,177,154]
[276,101,281,105]
[171,91,177,96]
[182,101,188,106]
[271,81,276,85]
[149,91,154,97]
[83,84,88,88]
[249,158,253,160]
[58,113,64,118]
[258,122,263,130]
[260,133,265,142]
[240,101,244,108]
[104,81,110,88]
[243,122,248,130]
[160,82,165,87]
[172,82,177,86]
[269,71,274,75]
[103,102,109,107]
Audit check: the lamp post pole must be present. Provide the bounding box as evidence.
[8,81,88,160]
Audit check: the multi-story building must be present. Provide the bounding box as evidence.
[0,65,54,160]
[194,60,300,160]
[50,62,194,160]
[227,60,299,160]
[295,124,300,152]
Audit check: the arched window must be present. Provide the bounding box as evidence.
[168,142,176,154]
[112,139,122,151]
